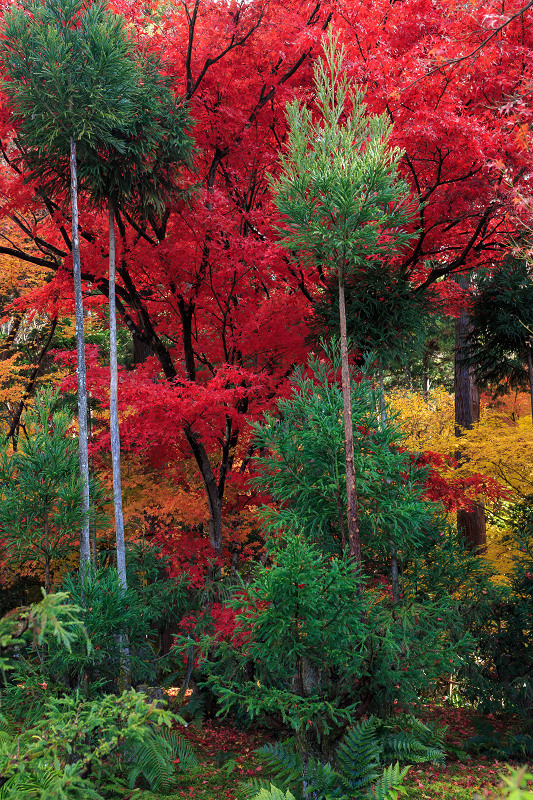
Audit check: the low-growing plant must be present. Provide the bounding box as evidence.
[239,715,445,800]
[0,689,197,798]
[0,591,198,798]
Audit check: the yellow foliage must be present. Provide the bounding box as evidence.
[114,453,208,535]
[389,388,533,577]
[388,387,456,456]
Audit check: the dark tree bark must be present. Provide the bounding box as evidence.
[526,337,533,423]
[454,274,486,553]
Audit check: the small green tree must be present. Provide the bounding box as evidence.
[0,0,139,572]
[252,354,434,596]
[270,31,416,564]
[0,393,104,593]
[204,356,474,784]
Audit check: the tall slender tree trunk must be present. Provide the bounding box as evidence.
[70,136,91,571]
[526,338,533,424]
[375,373,400,601]
[422,349,430,403]
[454,273,486,553]
[377,360,387,425]
[338,264,361,565]
[109,200,130,686]
[44,508,50,594]
[109,199,127,591]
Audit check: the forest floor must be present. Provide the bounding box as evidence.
[137,703,532,800]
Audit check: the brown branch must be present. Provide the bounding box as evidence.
[403,1,533,90]
[186,6,265,100]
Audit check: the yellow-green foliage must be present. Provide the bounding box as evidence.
[389,389,533,576]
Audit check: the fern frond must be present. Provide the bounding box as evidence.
[236,777,274,800]
[402,715,447,751]
[368,762,409,800]
[0,715,11,734]
[125,726,197,793]
[254,786,297,800]
[0,765,103,800]
[305,757,341,799]
[255,741,303,791]
[381,722,445,766]
[336,717,381,792]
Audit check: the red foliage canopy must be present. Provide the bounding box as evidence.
[0,0,531,557]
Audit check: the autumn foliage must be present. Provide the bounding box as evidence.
[0,0,531,569]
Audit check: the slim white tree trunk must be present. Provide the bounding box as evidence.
[70,136,91,571]
[338,264,361,566]
[109,199,130,686]
[108,199,127,592]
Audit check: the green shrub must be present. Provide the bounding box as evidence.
[460,498,533,716]
[0,592,197,798]
[0,690,197,799]
[239,715,444,800]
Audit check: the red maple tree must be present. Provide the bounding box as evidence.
[0,0,531,564]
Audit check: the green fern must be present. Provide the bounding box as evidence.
[379,716,445,767]
[244,715,444,800]
[368,762,409,800]
[237,777,274,800]
[336,717,381,794]
[255,741,304,791]
[125,726,198,793]
[254,787,297,800]
[0,765,103,800]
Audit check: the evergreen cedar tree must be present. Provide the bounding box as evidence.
[269,33,418,566]
[0,0,144,575]
[0,0,531,563]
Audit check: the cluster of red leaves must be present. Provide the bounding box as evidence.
[1,0,533,565]
[415,451,509,511]
[152,528,224,589]
[178,602,238,641]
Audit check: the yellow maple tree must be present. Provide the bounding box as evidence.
[389,388,533,576]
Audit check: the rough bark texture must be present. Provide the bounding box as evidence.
[454,275,486,552]
[70,136,91,570]
[109,200,127,591]
[527,338,533,423]
[378,361,387,425]
[338,267,361,565]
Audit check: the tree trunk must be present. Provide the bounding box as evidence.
[377,360,387,425]
[526,337,533,424]
[184,425,223,556]
[338,265,361,565]
[109,199,127,592]
[454,274,486,553]
[376,376,399,599]
[70,136,91,571]
[422,349,430,403]
[44,508,50,594]
[133,334,154,365]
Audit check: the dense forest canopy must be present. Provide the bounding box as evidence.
[0,0,531,797]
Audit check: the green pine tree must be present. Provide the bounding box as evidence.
[270,31,417,565]
[0,393,105,593]
[0,0,139,574]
